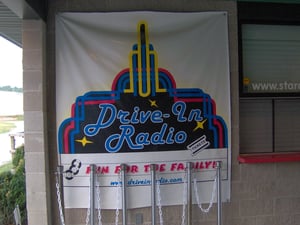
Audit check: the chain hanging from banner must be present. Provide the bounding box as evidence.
[96,176,102,225]
[181,171,187,225]
[54,163,221,225]
[55,169,66,225]
[156,172,187,225]
[156,180,164,225]
[85,183,91,225]
[193,172,217,213]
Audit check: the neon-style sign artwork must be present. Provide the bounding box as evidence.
[58,21,228,155]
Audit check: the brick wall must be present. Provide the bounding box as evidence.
[23,20,51,224]
[22,0,300,225]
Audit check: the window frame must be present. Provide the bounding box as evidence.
[238,2,300,163]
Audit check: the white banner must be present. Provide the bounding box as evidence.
[56,11,231,209]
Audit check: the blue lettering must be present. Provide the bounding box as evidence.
[151,110,163,123]
[139,111,151,123]
[135,133,151,146]
[151,123,167,144]
[105,125,143,152]
[117,110,130,124]
[188,109,203,121]
[104,123,187,152]
[174,131,187,143]
[172,101,187,122]
[84,104,116,136]
[131,107,140,124]
[165,127,175,144]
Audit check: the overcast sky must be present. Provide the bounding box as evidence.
[0,36,22,88]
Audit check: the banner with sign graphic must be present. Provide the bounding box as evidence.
[56,12,231,209]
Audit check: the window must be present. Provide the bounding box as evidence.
[238,2,300,163]
[241,24,300,96]
[240,99,300,153]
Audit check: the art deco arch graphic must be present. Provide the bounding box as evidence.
[58,21,227,155]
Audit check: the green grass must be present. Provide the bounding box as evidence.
[0,121,16,134]
[0,162,13,174]
[0,114,23,134]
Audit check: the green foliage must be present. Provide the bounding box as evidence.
[0,163,13,174]
[0,146,27,225]
[12,148,24,168]
[0,171,13,224]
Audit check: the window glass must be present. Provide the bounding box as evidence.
[274,99,300,151]
[240,99,273,153]
[242,24,300,94]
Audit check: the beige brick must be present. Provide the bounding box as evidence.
[26,191,48,211]
[23,91,44,111]
[275,162,300,179]
[24,111,44,132]
[240,199,273,217]
[224,217,256,225]
[23,20,45,31]
[22,1,300,225]
[231,164,241,182]
[26,173,47,193]
[256,182,276,199]
[293,214,300,224]
[240,164,276,184]
[255,215,275,225]
[25,152,46,173]
[23,70,43,92]
[274,214,293,225]
[27,210,49,225]
[24,132,45,152]
[23,49,43,70]
[23,19,49,225]
[275,197,300,214]
[231,181,256,200]
[22,30,43,50]
[223,200,240,219]
[275,179,300,198]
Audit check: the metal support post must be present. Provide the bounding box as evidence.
[216,161,222,225]
[90,164,96,225]
[186,162,192,225]
[151,164,156,225]
[121,164,127,225]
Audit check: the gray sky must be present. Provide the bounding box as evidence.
[0,36,22,88]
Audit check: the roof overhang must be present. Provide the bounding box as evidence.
[0,0,47,47]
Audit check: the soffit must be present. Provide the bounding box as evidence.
[0,1,22,47]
